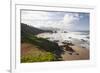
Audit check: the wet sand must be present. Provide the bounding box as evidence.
[37,32,90,61]
[61,45,89,61]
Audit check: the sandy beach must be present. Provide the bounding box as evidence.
[61,45,89,61]
[37,32,90,61]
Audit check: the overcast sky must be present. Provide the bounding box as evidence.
[21,10,89,31]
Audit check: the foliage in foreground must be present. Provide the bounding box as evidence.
[21,23,64,62]
[21,51,56,62]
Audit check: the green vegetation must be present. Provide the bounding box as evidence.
[21,23,64,63]
[21,51,55,62]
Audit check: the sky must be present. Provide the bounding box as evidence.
[21,10,89,31]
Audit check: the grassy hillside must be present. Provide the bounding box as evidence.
[21,23,52,36]
[21,23,64,63]
[21,43,56,62]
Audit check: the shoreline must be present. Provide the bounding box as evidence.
[61,45,89,61]
[36,32,90,61]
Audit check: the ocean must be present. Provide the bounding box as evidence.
[37,31,90,49]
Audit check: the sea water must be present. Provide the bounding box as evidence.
[37,31,90,49]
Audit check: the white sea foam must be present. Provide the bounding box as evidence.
[37,31,89,49]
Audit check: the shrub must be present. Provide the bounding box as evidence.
[21,52,55,63]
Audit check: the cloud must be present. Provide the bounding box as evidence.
[21,11,80,30]
[62,13,80,30]
[21,11,49,21]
